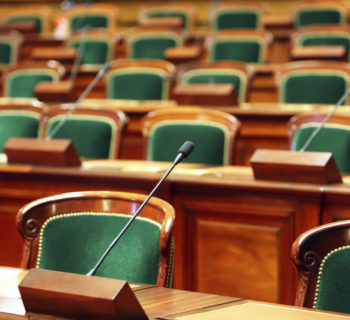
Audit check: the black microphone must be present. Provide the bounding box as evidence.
[86,140,195,276]
[46,62,110,140]
[300,87,350,152]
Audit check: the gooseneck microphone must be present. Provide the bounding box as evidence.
[86,140,195,276]
[46,62,110,140]
[300,87,350,152]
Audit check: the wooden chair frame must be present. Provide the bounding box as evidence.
[16,190,175,287]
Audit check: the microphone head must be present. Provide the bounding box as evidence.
[178,141,195,158]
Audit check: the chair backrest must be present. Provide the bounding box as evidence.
[292,1,347,28]
[141,107,240,165]
[64,3,119,35]
[210,2,267,31]
[138,3,197,31]
[275,60,350,104]
[3,61,65,98]
[0,105,42,153]
[105,59,175,101]
[291,220,350,314]
[125,30,183,60]
[287,111,350,173]
[16,190,175,287]
[292,26,350,61]
[177,61,254,104]
[66,30,118,70]
[206,30,272,63]
[40,107,127,159]
[0,31,23,67]
[2,5,53,36]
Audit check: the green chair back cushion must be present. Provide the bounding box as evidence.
[46,115,115,159]
[280,73,347,104]
[70,40,109,65]
[147,11,189,30]
[107,69,167,100]
[70,16,108,33]
[148,121,229,165]
[213,10,259,30]
[292,124,350,173]
[6,71,56,98]
[294,10,343,28]
[0,42,13,65]
[313,246,350,314]
[210,40,262,63]
[37,213,161,285]
[0,111,39,152]
[6,16,42,33]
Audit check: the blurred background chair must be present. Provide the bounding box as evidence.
[176,61,254,104]
[105,59,175,101]
[3,60,65,98]
[16,190,175,287]
[40,106,127,159]
[125,30,183,60]
[0,31,23,67]
[287,111,350,173]
[141,107,240,165]
[206,30,272,63]
[64,3,119,35]
[0,105,42,153]
[210,2,267,31]
[291,220,350,314]
[292,1,347,28]
[275,60,350,104]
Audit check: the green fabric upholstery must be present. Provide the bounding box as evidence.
[46,115,116,159]
[313,246,350,314]
[129,34,181,60]
[182,68,247,103]
[280,73,347,104]
[37,213,161,285]
[292,124,350,173]
[6,16,42,33]
[147,11,189,30]
[6,70,57,98]
[294,9,344,28]
[70,16,108,33]
[210,39,262,63]
[0,111,39,153]
[148,121,229,165]
[107,68,168,100]
[69,40,110,65]
[212,10,260,30]
[0,41,13,66]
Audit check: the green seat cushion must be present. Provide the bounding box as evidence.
[130,37,178,60]
[37,213,161,285]
[46,116,115,159]
[70,40,109,65]
[147,11,189,30]
[0,112,39,152]
[281,74,347,104]
[6,16,42,33]
[0,42,12,65]
[211,40,262,63]
[292,124,350,173]
[70,16,108,33]
[295,10,343,28]
[148,122,228,165]
[107,70,167,100]
[314,246,350,314]
[213,11,259,30]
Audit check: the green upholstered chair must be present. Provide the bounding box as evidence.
[126,30,183,60]
[141,107,240,165]
[207,30,272,63]
[64,3,118,35]
[177,61,253,104]
[292,1,347,28]
[16,190,175,287]
[210,2,266,31]
[287,111,350,173]
[291,220,350,314]
[105,59,175,101]
[0,32,23,67]
[276,61,350,104]
[41,107,127,159]
[0,106,41,153]
[292,26,350,61]
[3,61,65,98]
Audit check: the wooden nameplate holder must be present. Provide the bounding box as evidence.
[19,268,148,320]
[173,83,238,106]
[164,46,202,63]
[250,149,342,184]
[4,137,81,166]
[290,45,347,62]
[35,80,75,102]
